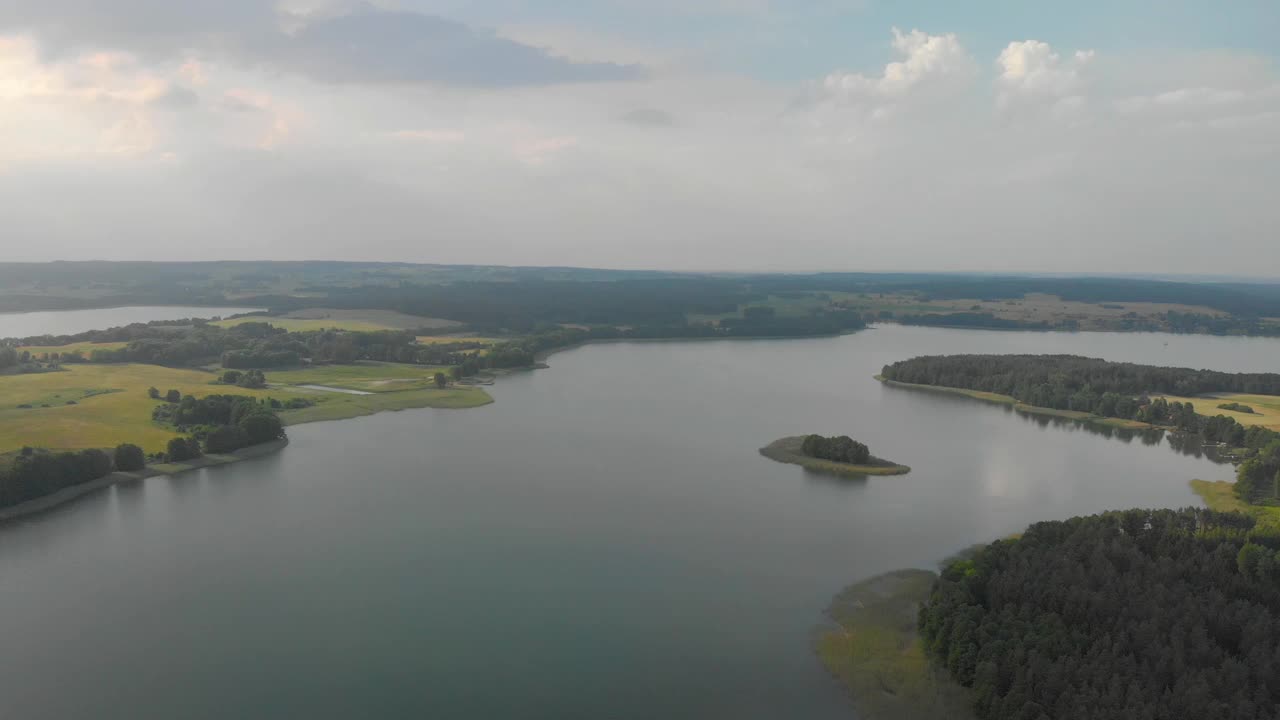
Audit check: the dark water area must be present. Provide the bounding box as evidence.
[0,306,259,339]
[0,325,1270,719]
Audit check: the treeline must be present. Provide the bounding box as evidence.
[882,354,1280,398]
[919,508,1280,720]
[898,312,1056,331]
[0,448,115,509]
[800,435,871,465]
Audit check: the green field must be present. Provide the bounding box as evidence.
[759,436,910,476]
[213,316,399,332]
[266,362,455,393]
[0,361,491,455]
[1157,393,1280,431]
[816,569,975,720]
[18,341,128,356]
[1191,479,1280,532]
[213,308,459,333]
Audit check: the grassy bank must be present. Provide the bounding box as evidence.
[0,361,491,455]
[759,436,910,477]
[876,375,1149,431]
[816,569,975,720]
[1190,479,1280,532]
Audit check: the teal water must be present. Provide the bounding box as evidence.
[0,325,1270,719]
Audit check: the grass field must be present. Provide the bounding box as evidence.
[213,308,460,333]
[213,316,399,332]
[415,335,499,346]
[266,361,455,393]
[1157,393,1280,431]
[0,361,491,455]
[18,341,128,356]
[1191,479,1280,532]
[816,569,975,720]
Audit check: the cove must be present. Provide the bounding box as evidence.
[0,325,1270,719]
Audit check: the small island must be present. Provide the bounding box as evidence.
[759,435,910,476]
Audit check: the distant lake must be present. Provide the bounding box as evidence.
[0,324,1272,719]
[0,306,261,339]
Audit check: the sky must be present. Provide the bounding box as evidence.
[0,1,1277,275]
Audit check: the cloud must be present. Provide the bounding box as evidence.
[0,2,643,89]
[620,108,677,127]
[819,28,976,101]
[996,40,1094,114]
[256,6,642,87]
[390,129,467,143]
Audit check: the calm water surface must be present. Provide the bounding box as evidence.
[0,325,1272,719]
[0,306,260,338]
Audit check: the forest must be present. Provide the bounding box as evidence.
[919,508,1280,720]
[882,354,1279,441]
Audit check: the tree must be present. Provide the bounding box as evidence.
[221,370,242,384]
[164,389,181,403]
[204,425,246,454]
[235,369,266,389]
[239,413,284,445]
[166,437,201,462]
[147,387,160,400]
[113,443,146,472]
[434,372,447,389]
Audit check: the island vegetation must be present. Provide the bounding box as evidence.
[919,508,1280,720]
[759,435,909,476]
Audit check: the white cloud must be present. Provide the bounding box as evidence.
[995,40,1094,117]
[820,28,976,101]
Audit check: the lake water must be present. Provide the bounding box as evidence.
[0,325,1271,719]
[0,306,260,339]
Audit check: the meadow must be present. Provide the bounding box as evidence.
[18,341,128,356]
[1157,393,1280,431]
[265,361,456,393]
[1190,479,1280,533]
[213,308,459,333]
[0,361,491,454]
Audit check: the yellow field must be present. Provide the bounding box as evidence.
[0,364,300,454]
[414,335,499,346]
[0,361,492,454]
[18,341,127,356]
[1156,393,1280,431]
[212,316,396,332]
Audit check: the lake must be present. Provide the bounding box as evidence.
[0,306,260,339]
[0,325,1269,719]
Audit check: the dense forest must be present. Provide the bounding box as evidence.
[801,435,872,465]
[920,508,1280,719]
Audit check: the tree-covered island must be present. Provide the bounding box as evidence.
[759,435,910,476]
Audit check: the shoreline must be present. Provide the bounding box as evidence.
[815,568,974,720]
[875,375,1151,431]
[759,436,910,477]
[0,438,290,524]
